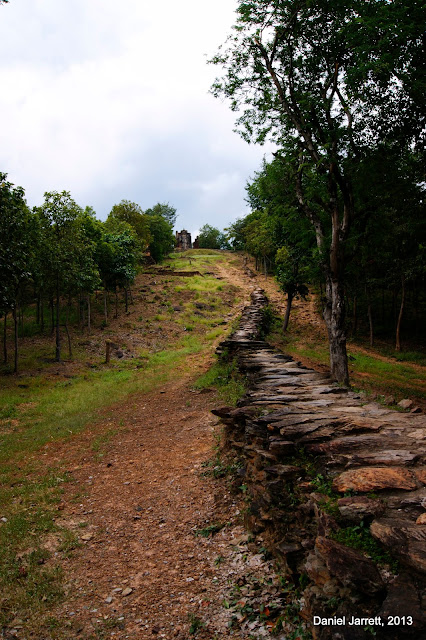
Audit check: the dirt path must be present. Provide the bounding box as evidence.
[50,374,226,639]
[38,259,285,640]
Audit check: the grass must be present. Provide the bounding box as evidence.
[193,355,248,406]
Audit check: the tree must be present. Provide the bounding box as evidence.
[107,200,151,251]
[198,224,229,250]
[147,215,175,262]
[145,202,178,227]
[34,191,87,361]
[210,0,425,385]
[0,173,33,372]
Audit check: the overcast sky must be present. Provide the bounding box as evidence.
[0,0,274,236]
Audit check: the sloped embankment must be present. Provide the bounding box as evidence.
[213,288,426,639]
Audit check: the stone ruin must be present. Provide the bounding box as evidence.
[175,229,192,250]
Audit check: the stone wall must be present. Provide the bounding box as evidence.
[213,288,426,639]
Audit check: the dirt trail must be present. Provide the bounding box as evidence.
[42,258,281,640]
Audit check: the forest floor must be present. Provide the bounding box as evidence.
[1,251,424,640]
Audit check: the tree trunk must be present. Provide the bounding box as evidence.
[323,275,350,386]
[367,302,374,347]
[128,288,134,305]
[65,304,72,357]
[124,288,128,313]
[395,275,405,352]
[40,297,45,333]
[3,312,7,364]
[282,293,293,333]
[87,295,91,334]
[50,298,54,335]
[366,286,374,347]
[115,287,118,318]
[55,278,61,362]
[13,305,18,374]
[351,294,358,338]
[103,283,108,324]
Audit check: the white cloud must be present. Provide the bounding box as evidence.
[0,0,274,228]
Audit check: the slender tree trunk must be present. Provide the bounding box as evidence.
[395,275,405,352]
[115,287,118,319]
[103,282,108,324]
[124,288,128,313]
[351,295,358,338]
[55,278,61,362]
[366,286,374,347]
[87,295,91,334]
[20,306,24,335]
[65,303,72,357]
[78,294,82,330]
[128,288,133,305]
[283,292,294,333]
[40,297,45,333]
[3,312,7,364]
[323,273,350,387]
[50,297,55,335]
[13,305,18,374]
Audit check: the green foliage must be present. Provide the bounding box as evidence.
[197,224,229,250]
[147,214,175,262]
[330,522,398,570]
[188,613,206,635]
[145,202,177,227]
[211,0,426,384]
[194,356,247,406]
[194,523,226,538]
[107,199,151,253]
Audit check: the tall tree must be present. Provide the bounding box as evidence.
[107,200,151,251]
[210,0,425,385]
[198,224,229,250]
[0,173,33,372]
[145,202,178,227]
[34,191,85,361]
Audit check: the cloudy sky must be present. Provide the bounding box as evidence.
[0,0,274,236]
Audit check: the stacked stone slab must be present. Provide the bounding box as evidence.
[213,288,426,639]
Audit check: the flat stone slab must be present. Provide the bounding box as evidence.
[333,467,417,493]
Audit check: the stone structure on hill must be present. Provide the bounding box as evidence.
[175,229,192,250]
[213,284,426,639]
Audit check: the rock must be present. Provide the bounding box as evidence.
[121,587,133,596]
[379,574,426,637]
[333,467,417,493]
[264,464,301,477]
[416,513,426,525]
[81,533,94,541]
[115,349,124,358]
[105,596,113,604]
[398,399,413,410]
[384,395,395,405]
[268,439,295,456]
[415,468,426,485]
[315,537,384,595]
[337,496,385,523]
[370,518,426,572]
